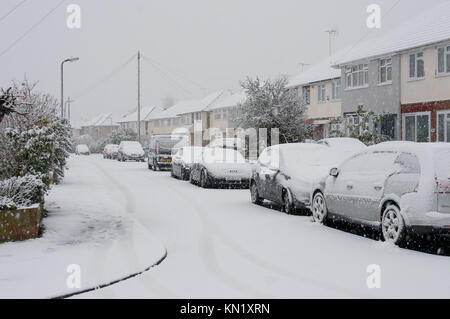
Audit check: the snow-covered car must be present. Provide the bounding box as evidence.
[208,138,244,152]
[75,144,90,156]
[317,137,367,159]
[311,142,450,246]
[171,146,205,180]
[117,141,145,162]
[103,144,119,159]
[148,135,189,171]
[250,143,345,214]
[190,148,252,188]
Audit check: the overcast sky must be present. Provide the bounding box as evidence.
[0,0,448,127]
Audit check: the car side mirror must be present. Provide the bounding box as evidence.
[330,168,339,177]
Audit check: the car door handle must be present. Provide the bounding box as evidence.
[374,185,383,191]
[346,184,353,190]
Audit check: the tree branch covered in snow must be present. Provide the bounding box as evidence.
[236,77,312,145]
[0,175,46,210]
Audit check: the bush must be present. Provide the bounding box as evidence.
[0,175,46,209]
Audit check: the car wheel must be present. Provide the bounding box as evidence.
[282,190,295,214]
[200,170,209,188]
[250,182,263,205]
[189,171,195,185]
[153,159,159,171]
[381,204,406,246]
[312,192,327,224]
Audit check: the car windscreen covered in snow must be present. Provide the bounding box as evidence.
[434,148,450,181]
[121,141,144,154]
[202,148,246,164]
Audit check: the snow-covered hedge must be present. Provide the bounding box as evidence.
[0,175,46,210]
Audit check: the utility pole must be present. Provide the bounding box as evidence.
[66,97,74,122]
[325,29,337,62]
[137,51,141,144]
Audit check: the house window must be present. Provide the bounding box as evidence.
[437,111,450,142]
[409,52,424,79]
[403,112,430,142]
[437,45,450,75]
[379,58,392,84]
[332,79,341,100]
[173,118,179,126]
[375,114,398,140]
[346,64,369,88]
[167,119,171,127]
[214,110,222,120]
[318,84,326,102]
[302,86,310,105]
[154,120,160,128]
[222,109,228,120]
[195,112,202,121]
[346,112,369,136]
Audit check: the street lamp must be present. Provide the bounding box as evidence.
[61,57,79,118]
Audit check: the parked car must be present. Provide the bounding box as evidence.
[190,148,252,188]
[76,144,90,155]
[311,142,450,246]
[103,144,119,159]
[148,135,189,171]
[317,137,367,159]
[250,143,345,214]
[117,141,145,162]
[171,146,205,180]
[208,138,244,152]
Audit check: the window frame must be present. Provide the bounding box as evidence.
[302,86,311,105]
[332,79,341,100]
[437,43,450,76]
[379,57,393,84]
[402,111,431,142]
[317,83,326,103]
[437,110,450,142]
[409,51,425,80]
[345,63,369,89]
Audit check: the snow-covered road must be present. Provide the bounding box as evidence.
[66,155,450,299]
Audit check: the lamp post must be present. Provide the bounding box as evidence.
[61,57,79,118]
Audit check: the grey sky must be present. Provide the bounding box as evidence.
[0,0,447,127]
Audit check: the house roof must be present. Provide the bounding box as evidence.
[286,59,341,89]
[81,113,116,127]
[208,91,247,110]
[147,91,224,120]
[333,2,450,66]
[117,106,163,123]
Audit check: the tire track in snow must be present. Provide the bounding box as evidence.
[153,173,375,298]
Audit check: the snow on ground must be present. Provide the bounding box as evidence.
[67,155,450,299]
[0,155,165,299]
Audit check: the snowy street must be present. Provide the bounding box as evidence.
[53,155,450,299]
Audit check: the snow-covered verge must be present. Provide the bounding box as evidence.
[0,155,166,299]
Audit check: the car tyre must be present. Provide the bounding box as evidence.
[200,170,210,189]
[282,190,295,215]
[250,182,263,205]
[381,204,406,247]
[312,192,327,224]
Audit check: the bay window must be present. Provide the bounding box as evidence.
[318,84,326,102]
[403,112,430,142]
[437,111,450,142]
[345,64,368,88]
[332,79,341,100]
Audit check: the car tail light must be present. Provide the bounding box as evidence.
[413,183,419,193]
[435,177,450,194]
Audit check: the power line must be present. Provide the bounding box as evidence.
[141,54,196,98]
[142,54,206,92]
[338,0,402,62]
[0,0,28,24]
[0,0,66,58]
[74,53,138,100]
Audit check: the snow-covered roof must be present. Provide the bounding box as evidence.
[177,91,224,115]
[147,91,224,120]
[208,91,247,110]
[80,113,116,127]
[334,2,450,66]
[286,59,341,89]
[117,106,163,123]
